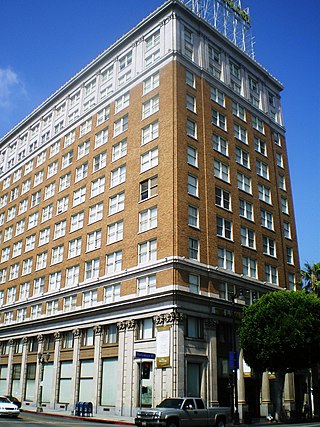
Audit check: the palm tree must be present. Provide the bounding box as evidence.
[301,262,320,297]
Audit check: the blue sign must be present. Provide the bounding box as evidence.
[229,351,239,369]
[135,351,156,360]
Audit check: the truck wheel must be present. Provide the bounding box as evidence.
[216,418,226,427]
[166,420,178,427]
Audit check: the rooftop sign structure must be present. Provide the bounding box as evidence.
[179,0,255,58]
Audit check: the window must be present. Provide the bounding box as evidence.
[213,134,228,156]
[217,216,232,240]
[186,316,203,339]
[39,227,50,246]
[142,121,159,144]
[265,264,278,285]
[141,147,158,172]
[87,230,102,251]
[236,147,249,168]
[51,245,64,264]
[218,248,234,270]
[10,187,19,202]
[114,114,128,137]
[44,182,56,200]
[66,265,80,287]
[9,263,19,280]
[237,172,251,193]
[288,273,295,290]
[187,145,198,167]
[137,275,156,296]
[214,159,229,182]
[7,286,17,303]
[215,187,231,210]
[256,160,269,179]
[24,160,34,175]
[12,241,22,257]
[91,176,105,197]
[278,174,286,191]
[49,272,62,291]
[0,268,7,284]
[13,170,22,184]
[34,170,44,187]
[46,300,59,316]
[146,29,160,51]
[281,197,289,214]
[210,86,225,106]
[107,220,123,244]
[106,250,122,274]
[184,27,194,59]
[274,132,281,146]
[186,94,196,113]
[188,238,199,260]
[4,225,13,241]
[77,140,90,160]
[73,186,86,206]
[75,162,88,182]
[139,206,157,232]
[63,295,77,312]
[15,219,25,236]
[97,105,110,126]
[241,226,255,248]
[252,115,265,133]
[261,209,274,230]
[59,173,71,191]
[18,199,28,214]
[54,220,67,239]
[28,212,39,229]
[232,101,246,121]
[68,238,82,258]
[61,150,73,169]
[104,284,121,303]
[41,204,53,222]
[135,319,155,343]
[119,50,132,71]
[95,128,108,148]
[186,69,195,87]
[263,236,276,257]
[208,45,221,78]
[188,174,198,196]
[242,257,257,278]
[234,123,247,143]
[30,304,42,319]
[36,252,48,270]
[138,239,157,264]
[258,184,272,204]
[110,165,126,187]
[7,206,16,221]
[21,179,31,194]
[284,221,291,239]
[83,290,98,307]
[143,72,160,95]
[188,205,199,228]
[140,176,158,201]
[93,152,106,172]
[19,282,30,300]
[25,234,36,251]
[186,118,197,139]
[109,192,124,215]
[89,203,103,223]
[50,141,60,157]
[189,274,200,293]
[79,119,92,137]
[254,137,267,156]
[286,247,294,264]
[212,109,226,130]
[1,246,10,262]
[143,95,159,119]
[112,139,127,161]
[64,131,75,148]
[33,277,44,296]
[56,196,69,215]
[84,258,100,280]
[239,199,253,221]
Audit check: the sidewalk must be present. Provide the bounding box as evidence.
[22,407,135,425]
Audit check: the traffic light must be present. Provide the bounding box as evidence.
[141,362,151,379]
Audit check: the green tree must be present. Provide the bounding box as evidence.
[301,261,320,297]
[239,290,320,420]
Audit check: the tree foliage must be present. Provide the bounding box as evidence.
[301,261,320,297]
[239,290,320,373]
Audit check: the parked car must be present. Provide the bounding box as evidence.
[135,397,230,427]
[0,396,20,417]
[1,395,21,408]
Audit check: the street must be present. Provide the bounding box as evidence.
[0,411,126,426]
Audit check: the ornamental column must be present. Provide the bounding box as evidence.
[6,339,15,395]
[205,318,218,406]
[260,371,272,417]
[51,332,62,409]
[19,337,29,403]
[70,328,81,409]
[92,325,102,413]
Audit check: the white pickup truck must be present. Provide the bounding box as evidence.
[135,397,230,427]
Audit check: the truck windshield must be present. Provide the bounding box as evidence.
[157,399,184,409]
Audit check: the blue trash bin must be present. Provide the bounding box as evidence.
[79,401,84,416]
[83,402,88,416]
[74,401,80,416]
[87,402,93,416]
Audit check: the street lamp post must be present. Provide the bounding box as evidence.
[231,290,245,425]
[36,352,50,412]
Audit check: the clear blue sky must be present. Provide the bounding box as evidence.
[0,0,319,267]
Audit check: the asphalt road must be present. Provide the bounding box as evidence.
[0,411,126,426]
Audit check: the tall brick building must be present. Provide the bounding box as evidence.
[0,0,299,419]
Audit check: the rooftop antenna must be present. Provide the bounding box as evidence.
[179,0,255,58]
